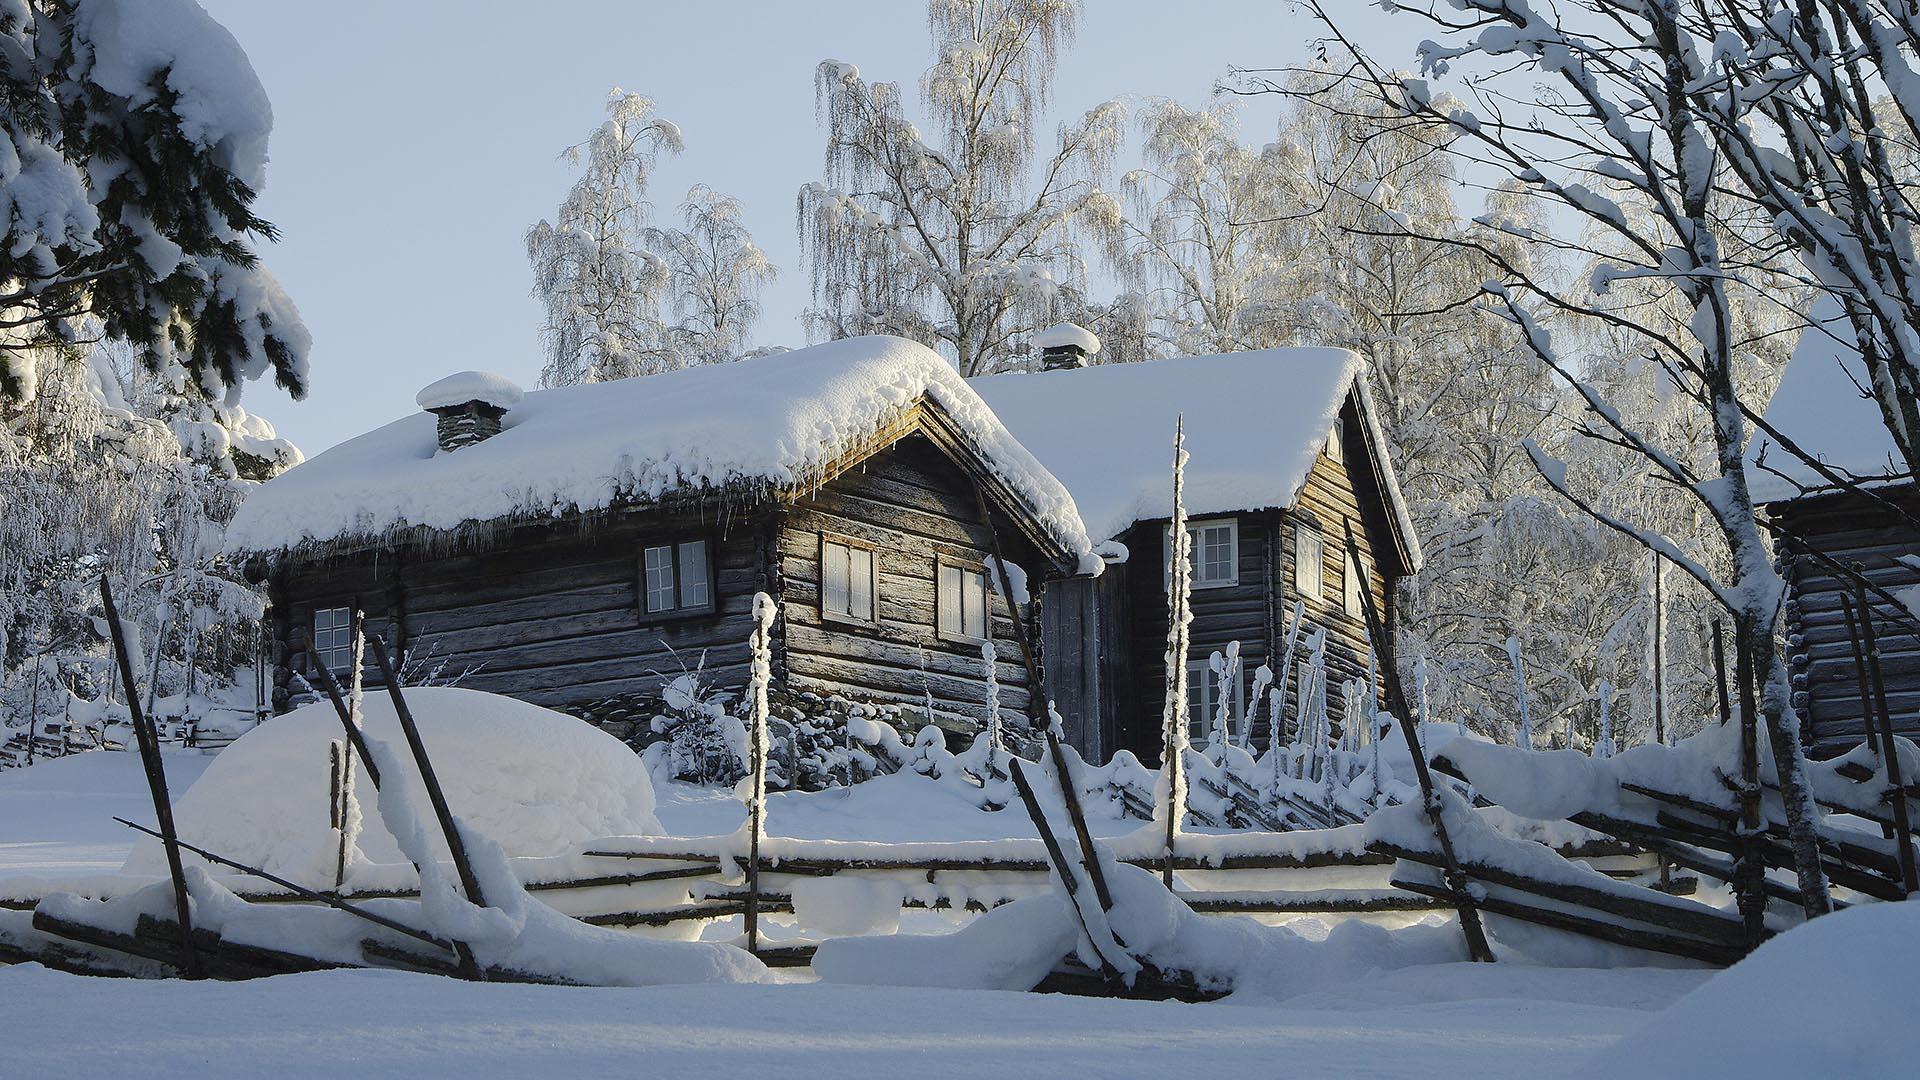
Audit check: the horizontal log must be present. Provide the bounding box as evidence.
[1371,841,1744,944]
[1389,878,1745,966]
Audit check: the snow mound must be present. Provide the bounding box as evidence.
[226,336,1097,572]
[123,688,659,889]
[1033,322,1102,354]
[1577,902,1920,1080]
[414,370,525,411]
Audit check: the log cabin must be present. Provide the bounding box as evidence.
[1749,304,1920,757]
[972,332,1421,764]
[224,337,1100,743]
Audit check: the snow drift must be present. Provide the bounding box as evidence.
[124,688,660,888]
[1577,901,1920,1079]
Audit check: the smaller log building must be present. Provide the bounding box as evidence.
[973,340,1420,764]
[1750,306,1920,757]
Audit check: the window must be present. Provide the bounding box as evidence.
[1167,518,1238,590]
[1344,547,1368,618]
[1294,522,1324,601]
[821,535,877,623]
[641,539,712,615]
[1185,659,1245,742]
[938,559,990,640]
[1326,417,1345,462]
[312,606,354,675]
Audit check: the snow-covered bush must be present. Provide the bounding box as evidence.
[644,666,747,787]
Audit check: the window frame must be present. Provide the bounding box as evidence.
[936,555,992,644]
[1294,520,1325,602]
[819,532,880,626]
[637,536,717,621]
[311,605,355,676]
[1166,517,1240,592]
[1325,416,1345,463]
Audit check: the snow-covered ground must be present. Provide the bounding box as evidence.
[0,961,1701,1079]
[2,746,1911,1079]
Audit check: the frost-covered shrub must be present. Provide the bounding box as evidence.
[645,670,746,787]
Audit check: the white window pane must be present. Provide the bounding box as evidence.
[963,570,986,638]
[849,547,874,621]
[823,542,850,616]
[1327,418,1344,462]
[938,564,962,636]
[645,545,677,612]
[1296,526,1323,598]
[1203,525,1234,583]
[678,541,710,608]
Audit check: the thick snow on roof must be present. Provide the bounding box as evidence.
[226,336,1096,565]
[1747,300,1912,504]
[970,348,1364,541]
[415,370,525,411]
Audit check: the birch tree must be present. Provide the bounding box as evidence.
[1282,0,1833,913]
[527,91,684,387]
[645,186,777,366]
[799,0,1125,375]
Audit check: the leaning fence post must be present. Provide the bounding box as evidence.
[366,632,488,913]
[101,576,203,979]
[1846,587,1919,896]
[1342,525,1495,963]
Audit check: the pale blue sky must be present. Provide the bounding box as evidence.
[201,1,1419,454]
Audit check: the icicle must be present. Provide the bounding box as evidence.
[1505,636,1533,750]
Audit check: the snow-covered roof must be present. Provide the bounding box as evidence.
[1747,300,1913,504]
[226,336,1097,567]
[415,370,524,411]
[970,348,1419,569]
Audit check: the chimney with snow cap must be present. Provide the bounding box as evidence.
[1033,322,1101,371]
[415,371,524,453]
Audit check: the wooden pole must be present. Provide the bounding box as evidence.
[1161,416,1191,889]
[100,576,202,979]
[366,633,489,912]
[111,817,453,956]
[970,482,1045,729]
[1849,586,1919,896]
[743,594,775,956]
[1652,551,1666,746]
[1342,526,1495,962]
[1710,618,1731,729]
[1008,758,1123,986]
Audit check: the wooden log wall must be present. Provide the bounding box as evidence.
[273,508,764,734]
[777,434,1042,728]
[1115,403,1393,764]
[1772,485,1920,756]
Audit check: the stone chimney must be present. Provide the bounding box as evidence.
[1033,322,1102,371]
[414,371,525,453]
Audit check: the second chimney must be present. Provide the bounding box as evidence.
[414,371,525,453]
[1033,322,1102,371]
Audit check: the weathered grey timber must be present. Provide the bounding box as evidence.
[255,410,1065,740]
[1042,394,1417,764]
[1767,483,1920,755]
